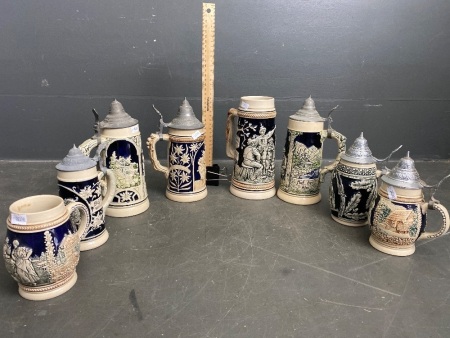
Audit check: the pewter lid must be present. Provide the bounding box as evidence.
[341,132,376,164]
[56,145,97,172]
[290,96,326,122]
[381,152,424,189]
[167,98,203,130]
[98,99,138,129]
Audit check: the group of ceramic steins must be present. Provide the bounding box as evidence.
[3,96,449,301]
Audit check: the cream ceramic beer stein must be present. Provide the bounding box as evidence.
[328,133,401,226]
[369,152,450,256]
[277,96,346,205]
[3,195,88,300]
[226,96,276,200]
[79,100,149,217]
[147,99,207,202]
[56,145,116,251]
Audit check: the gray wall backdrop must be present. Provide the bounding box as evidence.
[1,0,449,161]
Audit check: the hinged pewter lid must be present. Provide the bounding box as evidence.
[167,98,203,130]
[99,99,138,129]
[381,152,424,189]
[56,145,97,172]
[341,132,376,164]
[290,96,326,122]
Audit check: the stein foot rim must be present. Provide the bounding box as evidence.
[106,198,150,218]
[369,235,415,257]
[80,230,109,251]
[18,272,78,301]
[230,186,276,200]
[276,189,321,205]
[166,189,207,203]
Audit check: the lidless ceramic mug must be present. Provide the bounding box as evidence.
[3,195,88,300]
[226,96,277,200]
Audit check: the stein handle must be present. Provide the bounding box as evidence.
[226,108,238,159]
[78,137,98,157]
[65,201,89,240]
[319,129,347,182]
[419,201,450,240]
[147,133,170,178]
[98,169,116,213]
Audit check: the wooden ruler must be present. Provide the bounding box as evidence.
[202,3,215,167]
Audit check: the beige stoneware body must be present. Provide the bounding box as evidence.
[4,195,88,300]
[369,182,450,256]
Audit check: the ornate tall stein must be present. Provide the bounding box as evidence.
[369,152,449,256]
[56,145,116,251]
[79,100,149,217]
[4,195,89,300]
[226,96,276,200]
[147,98,207,202]
[277,96,346,205]
[328,133,401,226]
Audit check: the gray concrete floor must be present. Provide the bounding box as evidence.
[0,160,450,338]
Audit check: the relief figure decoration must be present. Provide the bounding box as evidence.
[280,130,322,195]
[234,119,276,184]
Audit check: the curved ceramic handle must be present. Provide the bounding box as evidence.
[65,201,89,241]
[226,108,238,159]
[98,169,116,213]
[419,202,450,240]
[147,133,170,178]
[320,129,347,182]
[78,137,98,157]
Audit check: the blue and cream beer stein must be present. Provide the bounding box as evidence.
[4,195,89,300]
[277,96,346,205]
[369,152,449,256]
[147,98,207,202]
[56,146,116,251]
[226,96,277,200]
[328,133,401,226]
[79,100,149,217]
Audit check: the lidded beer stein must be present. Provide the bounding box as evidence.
[79,100,149,217]
[328,133,401,226]
[369,152,449,256]
[56,145,116,251]
[277,96,346,205]
[226,96,276,200]
[4,195,89,300]
[147,99,207,202]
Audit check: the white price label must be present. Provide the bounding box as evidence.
[191,130,202,140]
[240,101,250,110]
[130,125,139,133]
[11,213,27,225]
[387,186,397,200]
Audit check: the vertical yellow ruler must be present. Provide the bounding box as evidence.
[202,3,215,167]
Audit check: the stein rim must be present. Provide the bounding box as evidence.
[8,195,67,227]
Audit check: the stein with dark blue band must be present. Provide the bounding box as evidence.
[328,133,401,227]
[4,195,88,300]
[226,96,277,200]
[56,146,116,251]
[79,100,149,217]
[277,96,346,205]
[147,99,207,202]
